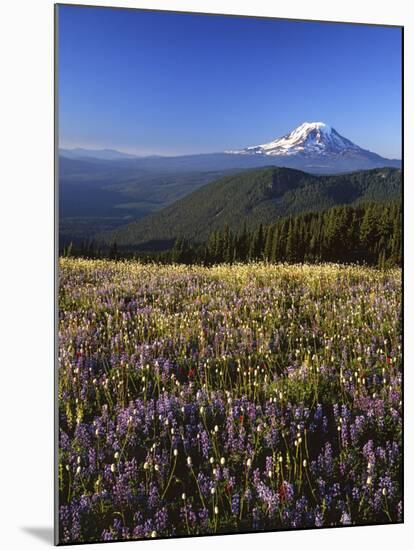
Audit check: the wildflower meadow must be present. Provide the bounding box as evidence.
[58,259,402,543]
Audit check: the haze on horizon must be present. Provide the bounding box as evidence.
[58,6,402,160]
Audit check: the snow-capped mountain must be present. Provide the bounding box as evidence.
[227,122,356,156]
[59,122,400,178]
[226,122,384,159]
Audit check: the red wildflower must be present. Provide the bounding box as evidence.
[278,482,287,502]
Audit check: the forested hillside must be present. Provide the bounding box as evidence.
[170,201,402,267]
[105,167,401,250]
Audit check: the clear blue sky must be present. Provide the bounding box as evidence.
[58,5,402,158]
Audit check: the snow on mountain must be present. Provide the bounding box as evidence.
[226,122,365,157]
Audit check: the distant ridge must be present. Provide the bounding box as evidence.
[59,123,401,173]
[59,147,139,160]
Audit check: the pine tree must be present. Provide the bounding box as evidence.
[286,219,296,262]
[264,226,274,261]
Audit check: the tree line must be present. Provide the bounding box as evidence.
[62,201,402,268]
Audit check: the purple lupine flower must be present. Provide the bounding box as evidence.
[340,511,352,525]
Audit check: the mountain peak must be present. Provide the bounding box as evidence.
[296,121,331,132]
[226,121,364,158]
